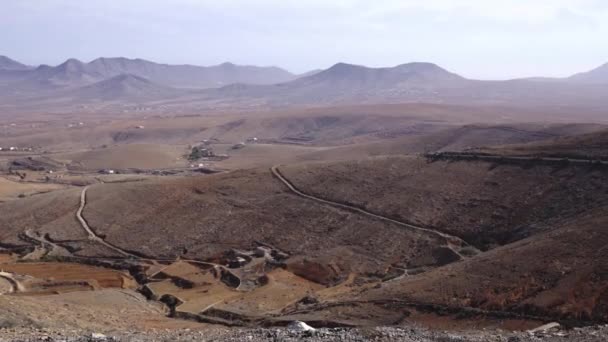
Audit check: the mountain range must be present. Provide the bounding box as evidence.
[0,55,607,112]
[0,56,302,89]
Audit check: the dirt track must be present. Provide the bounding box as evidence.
[270,165,477,256]
[0,271,23,293]
[75,186,240,285]
[77,186,136,258]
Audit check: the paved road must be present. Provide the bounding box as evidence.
[270,165,477,256]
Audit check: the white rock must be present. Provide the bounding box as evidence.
[287,321,316,332]
[91,332,107,340]
[528,322,561,334]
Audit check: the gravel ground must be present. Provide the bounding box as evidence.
[1,325,608,342]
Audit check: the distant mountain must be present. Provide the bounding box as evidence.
[80,57,298,88]
[28,59,104,87]
[569,63,608,84]
[0,55,31,71]
[205,62,469,105]
[201,61,608,109]
[0,57,301,91]
[70,73,184,101]
[2,58,608,112]
[295,62,464,87]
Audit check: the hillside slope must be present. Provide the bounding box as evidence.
[70,74,185,101]
[569,63,608,84]
[480,129,608,159]
[280,156,608,249]
[358,205,608,322]
[0,56,31,71]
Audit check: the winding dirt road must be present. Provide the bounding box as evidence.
[0,271,24,293]
[77,186,136,258]
[75,186,240,284]
[270,165,477,256]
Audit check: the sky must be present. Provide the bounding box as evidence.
[1,0,607,79]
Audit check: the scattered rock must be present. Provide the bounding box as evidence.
[1,324,608,341]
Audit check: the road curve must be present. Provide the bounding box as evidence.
[270,165,476,252]
[77,186,138,258]
[0,271,25,293]
[75,186,240,280]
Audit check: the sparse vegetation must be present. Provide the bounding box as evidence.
[188,146,215,160]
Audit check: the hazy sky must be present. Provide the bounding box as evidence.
[2,0,607,79]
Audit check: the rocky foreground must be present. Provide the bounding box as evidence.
[1,325,608,342]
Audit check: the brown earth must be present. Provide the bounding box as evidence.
[480,128,608,159]
[0,289,206,332]
[0,262,137,292]
[57,144,188,171]
[0,177,66,202]
[1,152,606,328]
[1,104,608,332]
[356,206,608,322]
[279,156,608,249]
[76,169,452,279]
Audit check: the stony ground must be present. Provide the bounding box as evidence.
[1,325,608,342]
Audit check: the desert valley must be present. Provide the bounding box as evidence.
[1,52,608,341]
